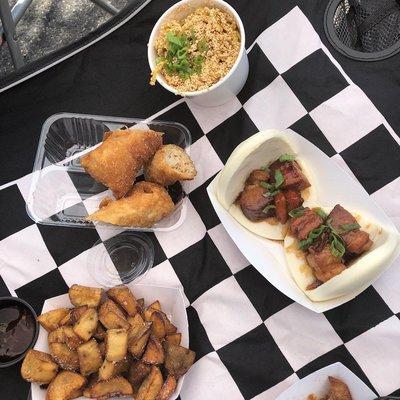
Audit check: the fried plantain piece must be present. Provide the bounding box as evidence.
[128,360,151,391]
[81,129,163,199]
[105,328,128,362]
[73,308,98,341]
[77,338,103,376]
[20,349,58,384]
[93,322,107,341]
[46,371,87,400]
[37,308,70,332]
[128,322,152,359]
[155,375,177,400]
[163,342,195,376]
[149,311,166,340]
[136,366,164,400]
[142,336,164,365]
[328,376,353,400]
[83,376,133,399]
[165,333,181,346]
[59,306,89,327]
[98,358,129,381]
[86,181,174,228]
[49,342,79,371]
[99,299,130,330]
[69,284,103,308]
[107,285,138,316]
[48,326,83,350]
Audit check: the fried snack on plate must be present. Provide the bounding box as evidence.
[37,308,69,332]
[163,342,196,376]
[107,285,138,316]
[155,375,177,400]
[105,328,128,362]
[328,376,352,400]
[142,336,165,365]
[46,371,87,400]
[99,299,130,330]
[86,181,174,228]
[165,333,181,346]
[21,349,58,383]
[73,308,98,341]
[98,358,129,381]
[59,306,88,326]
[136,366,164,400]
[128,360,151,391]
[48,326,83,350]
[77,338,102,376]
[83,376,133,399]
[81,129,163,199]
[128,322,152,359]
[68,284,103,308]
[49,342,79,371]
[144,144,197,186]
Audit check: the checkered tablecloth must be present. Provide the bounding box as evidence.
[1,2,400,400]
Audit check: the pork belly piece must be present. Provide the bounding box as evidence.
[238,185,274,221]
[307,246,346,283]
[269,160,310,191]
[328,205,373,255]
[283,189,303,212]
[274,192,287,224]
[289,209,323,240]
[245,169,270,186]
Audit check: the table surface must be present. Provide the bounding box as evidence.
[1,1,400,399]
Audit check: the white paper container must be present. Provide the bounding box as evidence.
[148,0,249,107]
[207,129,400,312]
[31,283,188,400]
[276,362,376,400]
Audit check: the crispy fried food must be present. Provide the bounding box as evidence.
[128,360,151,391]
[73,308,98,341]
[98,358,129,381]
[99,299,130,330]
[327,376,352,400]
[142,336,164,365]
[37,308,70,332]
[46,371,87,400]
[155,375,177,400]
[49,343,79,371]
[81,129,163,198]
[48,326,83,350]
[69,285,103,308]
[86,181,175,228]
[105,328,128,362]
[136,366,164,400]
[149,311,166,339]
[93,322,107,341]
[59,306,88,326]
[163,342,195,376]
[128,322,152,359]
[144,144,197,186]
[107,285,138,316]
[77,339,102,376]
[83,376,133,399]
[165,333,181,346]
[21,349,58,384]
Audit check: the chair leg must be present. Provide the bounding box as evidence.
[0,0,25,68]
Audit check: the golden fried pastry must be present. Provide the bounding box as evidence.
[144,144,197,186]
[81,129,163,198]
[86,181,174,227]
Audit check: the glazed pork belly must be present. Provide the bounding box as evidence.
[269,160,311,191]
[328,205,373,255]
[289,208,324,240]
[237,185,274,221]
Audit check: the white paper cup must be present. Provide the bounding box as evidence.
[148,0,249,107]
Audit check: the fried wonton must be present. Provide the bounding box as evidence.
[81,129,163,198]
[86,181,174,227]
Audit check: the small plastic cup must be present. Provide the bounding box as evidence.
[87,233,154,288]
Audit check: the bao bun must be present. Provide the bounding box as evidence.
[284,208,399,301]
[216,130,317,240]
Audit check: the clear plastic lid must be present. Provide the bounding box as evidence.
[26,113,192,232]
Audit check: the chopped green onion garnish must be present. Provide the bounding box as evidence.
[298,225,327,250]
[274,170,284,188]
[263,189,280,197]
[279,154,295,162]
[263,205,276,213]
[340,222,361,232]
[260,181,273,189]
[315,208,328,219]
[329,233,346,258]
[260,165,269,171]
[289,207,306,218]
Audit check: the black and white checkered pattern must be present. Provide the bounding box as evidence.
[1,5,400,400]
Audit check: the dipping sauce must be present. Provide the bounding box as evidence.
[0,303,36,363]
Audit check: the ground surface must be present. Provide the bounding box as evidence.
[0,0,129,77]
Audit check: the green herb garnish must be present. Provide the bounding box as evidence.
[329,231,346,258]
[339,222,361,233]
[288,206,306,218]
[260,165,269,171]
[262,189,280,197]
[263,205,276,213]
[298,225,327,250]
[260,181,274,190]
[315,208,328,219]
[157,32,208,80]
[279,154,296,162]
[274,170,284,188]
